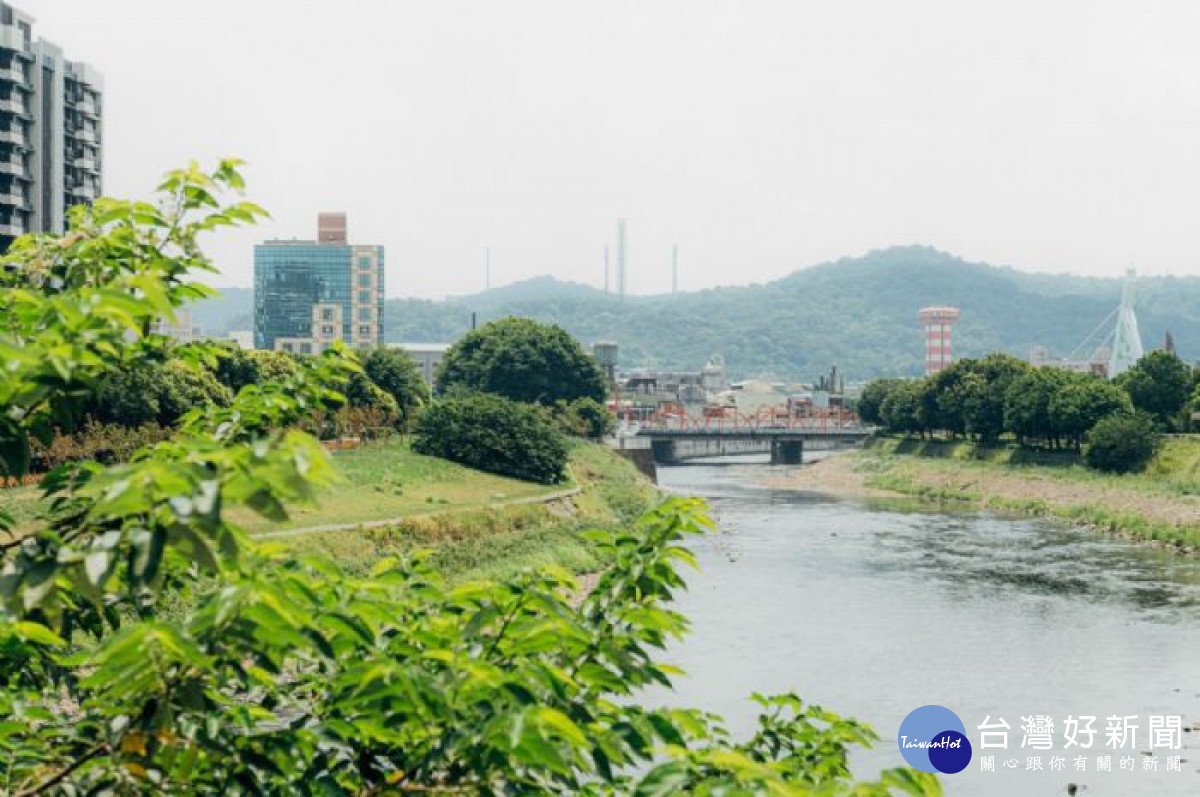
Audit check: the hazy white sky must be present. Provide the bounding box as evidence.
[20,0,1200,298]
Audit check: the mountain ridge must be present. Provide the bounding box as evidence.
[190,246,1200,380]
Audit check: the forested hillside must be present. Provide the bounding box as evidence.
[195,247,1200,380]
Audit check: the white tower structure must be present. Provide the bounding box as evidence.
[1107,268,1144,378]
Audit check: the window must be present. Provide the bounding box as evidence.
[357,273,371,288]
[300,342,312,355]
[321,324,335,336]
[321,308,334,321]
[358,256,371,270]
[358,307,372,321]
[358,325,371,337]
[281,342,293,353]
[358,291,371,304]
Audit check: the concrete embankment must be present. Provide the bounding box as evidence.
[773,439,1200,553]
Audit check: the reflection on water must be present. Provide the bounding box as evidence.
[653,459,1200,797]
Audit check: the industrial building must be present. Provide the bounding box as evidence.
[0,2,103,250]
[253,213,385,353]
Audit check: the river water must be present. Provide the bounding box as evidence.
[652,455,1200,796]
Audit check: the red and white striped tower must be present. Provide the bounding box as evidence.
[918,306,960,376]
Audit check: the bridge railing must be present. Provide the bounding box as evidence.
[638,408,868,434]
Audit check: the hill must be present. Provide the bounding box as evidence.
[196,247,1200,380]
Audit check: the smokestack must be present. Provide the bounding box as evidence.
[616,219,627,299]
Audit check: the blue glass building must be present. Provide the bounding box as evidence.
[253,214,384,352]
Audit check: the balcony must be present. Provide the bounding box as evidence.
[0,219,23,237]
[73,126,96,143]
[74,157,98,172]
[0,159,25,178]
[0,190,24,206]
[0,97,25,115]
[75,98,98,117]
[0,128,24,147]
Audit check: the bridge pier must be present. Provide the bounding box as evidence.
[651,439,679,464]
[770,439,804,465]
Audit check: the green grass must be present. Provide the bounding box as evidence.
[232,438,572,533]
[277,440,659,582]
[867,436,1200,498]
[860,436,1200,550]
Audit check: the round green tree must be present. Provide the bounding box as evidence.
[1085,412,1159,473]
[1118,350,1194,430]
[435,317,606,405]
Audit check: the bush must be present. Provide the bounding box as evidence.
[413,394,569,484]
[29,421,172,471]
[1084,413,1160,473]
[552,397,615,439]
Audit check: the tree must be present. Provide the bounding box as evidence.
[435,317,606,405]
[1047,375,1131,448]
[856,378,903,426]
[879,379,927,436]
[1004,366,1070,446]
[362,347,430,428]
[1118,351,1193,430]
[1085,412,1159,473]
[84,358,232,429]
[961,353,1029,442]
[413,393,569,484]
[0,165,940,797]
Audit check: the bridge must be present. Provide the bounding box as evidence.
[634,413,874,464]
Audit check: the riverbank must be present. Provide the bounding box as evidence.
[273,439,659,582]
[775,437,1200,552]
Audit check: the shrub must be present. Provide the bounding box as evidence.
[553,397,615,439]
[413,394,569,484]
[1084,413,1160,473]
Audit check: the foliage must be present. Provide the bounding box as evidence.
[856,378,904,426]
[1003,367,1070,445]
[436,317,606,405]
[362,347,429,428]
[553,397,615,440]
[210,345,299,393]
[413,393,570,484]
[878,380,927,437]
[0,165,942,797]
[1084,413,1160,473]
[29,421,173,472]
[1047,375,1131,448]
[1117,351,1194,430]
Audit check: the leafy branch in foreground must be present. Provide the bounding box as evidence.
[0,164,939,796]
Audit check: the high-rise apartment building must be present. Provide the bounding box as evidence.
[253,213,385,353]
[0,3,103,250]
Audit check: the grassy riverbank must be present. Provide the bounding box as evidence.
[1,439,660,581]
[270,439,658,582]
[781,437,1200,551]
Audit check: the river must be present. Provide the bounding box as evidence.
[652,454,1200,796]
